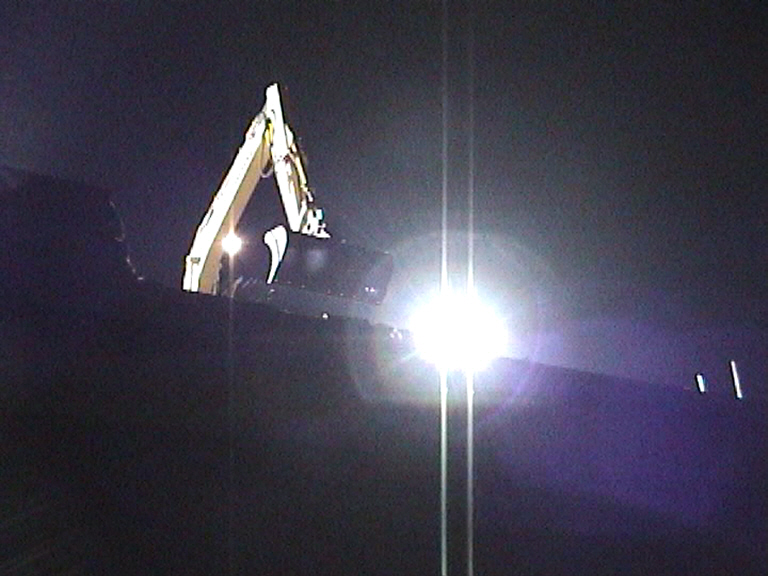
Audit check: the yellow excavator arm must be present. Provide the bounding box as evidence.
[182,83,329,294]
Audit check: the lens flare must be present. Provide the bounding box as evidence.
[410,291,507,372]
[222,232,243,257]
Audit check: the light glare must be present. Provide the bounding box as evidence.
[222,232,243,256]
[410,291,507,371]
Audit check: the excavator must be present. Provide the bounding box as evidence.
[182,83,392,305]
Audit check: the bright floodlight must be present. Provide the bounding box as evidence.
[410,291,507,372]
[222,232,243,257]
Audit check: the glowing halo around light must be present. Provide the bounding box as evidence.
[410,290,507,372]
[222,232,243,257]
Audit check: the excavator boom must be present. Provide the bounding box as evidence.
[183,84,391,304]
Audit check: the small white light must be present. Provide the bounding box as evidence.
[730,360,743,400]
[222,232,243,256]
[410,291,507,372]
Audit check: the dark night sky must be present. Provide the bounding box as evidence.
[2,1,766,321]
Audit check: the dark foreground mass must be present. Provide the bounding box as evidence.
[2,168,766,574]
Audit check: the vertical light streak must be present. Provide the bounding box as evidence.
[226,243,236,576]
[440,2,450,575]
[465,370,475,576]
[466,0,475,297]
[695,373,707,394]
[730,360,743,400]
[465,2,476,576]
[441,0,449,298]
[440,367,449,576]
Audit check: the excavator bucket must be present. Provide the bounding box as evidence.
[268,231,393,305]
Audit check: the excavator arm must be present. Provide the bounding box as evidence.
[182,83,391,304]
[183,84,328,294]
